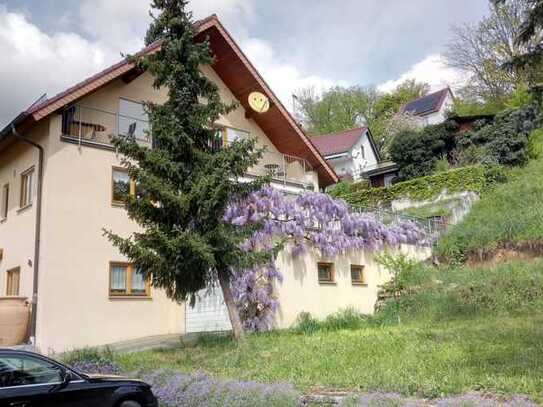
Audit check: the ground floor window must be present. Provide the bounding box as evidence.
[351,265,365,285]
[109,262,150,297]
[6,267,20,296]
[317,262,335,284]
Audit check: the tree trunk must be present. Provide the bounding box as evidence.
[217,267,245,342]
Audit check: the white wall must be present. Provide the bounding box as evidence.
[325,130,379,181]
[274,244,431,328]
[420,92,454,126]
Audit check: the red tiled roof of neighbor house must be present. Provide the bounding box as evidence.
[400,87,452,117]
[1,14,338,185]
[311,127,368,157]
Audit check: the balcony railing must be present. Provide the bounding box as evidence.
[61,105,151,147]
[217,139,315,189]
[61,105,316,190]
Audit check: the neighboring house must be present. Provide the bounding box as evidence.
[0,15,426,353]
[401,87,454,126]
[311,127,398,186]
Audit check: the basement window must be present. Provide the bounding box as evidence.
[317,262,335,284]
[351,265,365,285]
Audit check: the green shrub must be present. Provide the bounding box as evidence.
[292,312,320,335]
[327,181,353,198]
[390,121,457,181]
[322,308,367,331]
[292,309,367,334]
[61,347,116,366]
[338,165,496,208]
[528,128,543,159]
[456,104,540,167]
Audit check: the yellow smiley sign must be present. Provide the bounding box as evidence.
[248,91,270,113]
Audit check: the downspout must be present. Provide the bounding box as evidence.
[11,124,44,346]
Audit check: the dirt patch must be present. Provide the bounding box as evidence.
[466,241,543,267]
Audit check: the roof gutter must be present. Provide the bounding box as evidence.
[11,124,43,346]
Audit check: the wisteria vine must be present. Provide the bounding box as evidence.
[224,186,426,331]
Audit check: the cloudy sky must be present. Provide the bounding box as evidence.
[0,0,490,127]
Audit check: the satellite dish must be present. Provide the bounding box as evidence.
[248,91,270,114]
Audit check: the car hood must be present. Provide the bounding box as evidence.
[84,373,149,386]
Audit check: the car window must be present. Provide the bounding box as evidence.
[0,355,63,388]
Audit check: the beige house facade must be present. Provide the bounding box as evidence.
[0,15,428,353]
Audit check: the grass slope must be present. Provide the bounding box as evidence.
[437,135,543,262]
[118,260,543,400]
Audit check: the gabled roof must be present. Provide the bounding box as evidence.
[1,14,338,186]
[311,126,381,161]
[400,87,453,117]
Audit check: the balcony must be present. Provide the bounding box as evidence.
[61,105,316,190]
[61,105,151,148]
[247,148,315,190]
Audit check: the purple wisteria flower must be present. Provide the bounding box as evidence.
[224,187,426,331]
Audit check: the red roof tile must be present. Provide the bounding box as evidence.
[311,127,367,157]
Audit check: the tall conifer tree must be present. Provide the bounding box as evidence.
[105,0,265,341]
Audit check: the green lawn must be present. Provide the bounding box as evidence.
[117,259,543,401]
[436,133,543,262]
[118,313,543,399]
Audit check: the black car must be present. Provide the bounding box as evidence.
[0,349,158,407]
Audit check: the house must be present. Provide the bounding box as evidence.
[400,87,454,126]
[0,15,427,353]
[311,127,398,186]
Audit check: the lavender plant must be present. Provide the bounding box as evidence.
[224,187,426,331]
[140,369,299,407]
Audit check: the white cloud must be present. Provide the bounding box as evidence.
[241,38,345,110]
[0,1,339,126]
[377,54,465,93]
[77,0,150,53]
[0,6,110,126]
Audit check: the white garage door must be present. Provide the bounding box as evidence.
[185,285,232,333]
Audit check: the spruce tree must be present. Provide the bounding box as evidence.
[105,0,265,341]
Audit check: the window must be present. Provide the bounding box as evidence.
[0,355,63,387]
[20,168,34,208]
[211,126,250,150]
[109,262,150,297]
[111,168,136,205]
[118,98,149,141]
[360,145,365,159]
[6,267,20,296]
[317,262,335,284]
[1,184,8,219]
[351,265,365,285]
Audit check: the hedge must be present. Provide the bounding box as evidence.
[338,165,503,208]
